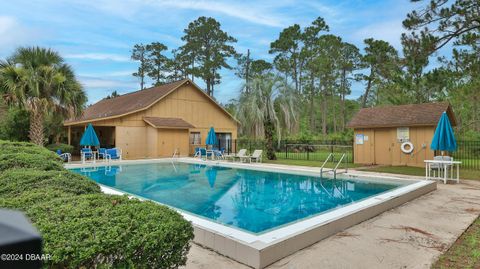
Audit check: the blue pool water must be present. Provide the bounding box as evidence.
[70,162,406,233]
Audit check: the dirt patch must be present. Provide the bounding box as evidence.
[335,231,359,238]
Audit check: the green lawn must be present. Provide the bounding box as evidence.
[356,165,480,180]
[432,216,480,269]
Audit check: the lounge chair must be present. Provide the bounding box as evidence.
[106,148,122,161]
[81,148,94,163]
[56,149,71,163]
[229,149,248,162]
[248,150,263,163]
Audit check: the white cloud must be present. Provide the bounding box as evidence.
[79,70,136,77]
[156,0,284,27]
[79,76,137,88]
[64,53,131,62]
[0,16,41,56]
[350,19,405,49]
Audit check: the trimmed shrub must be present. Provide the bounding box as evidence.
[0,169,101,200]
[46,143,74,154]
[0,140,194,268]
[26,194,193,268]
[0,140,56,155]
[0,153,63,172]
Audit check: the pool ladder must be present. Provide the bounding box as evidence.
[320,153,348,179]
[172,148,179,158]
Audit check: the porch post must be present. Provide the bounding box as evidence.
[67,126,71,145]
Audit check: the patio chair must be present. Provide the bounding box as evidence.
[198,148,212,160]
[106,148,122,161]
[248,150,263,163]
[56,149,71,163]
[430,155,453,178]
[213,148,225,160]
[193,147,201,158]
[81,148,94,163]
[98,148,108,160]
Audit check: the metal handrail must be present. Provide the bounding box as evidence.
[333,153,346,179]
[320,153,333,177]
[172,148,179,158]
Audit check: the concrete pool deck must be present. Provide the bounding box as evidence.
[184,172,480,269]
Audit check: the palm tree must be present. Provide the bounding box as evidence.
[236,75,298,160]
[0,47,86,145]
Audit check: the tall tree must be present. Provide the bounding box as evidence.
[146,42,169,86]
[180,16,237,96]
[338,42,362,131]
[361,38,399,107]
[270,24,303,92]
[403,0,480,54]
[0,47,86,145]
[131,44,149,90]
[236,75,297,159]
[236,51,273,93]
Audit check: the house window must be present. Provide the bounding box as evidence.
[190,132,201,145]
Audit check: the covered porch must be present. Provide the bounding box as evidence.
[67,125,116,154]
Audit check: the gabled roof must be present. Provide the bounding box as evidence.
[65,79,238,126]
[347,102,456,128]
[143,117,195,129]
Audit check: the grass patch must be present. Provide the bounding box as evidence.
[356,165,480,180]
[432,216,480,269]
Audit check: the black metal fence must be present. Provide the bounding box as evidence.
[452,140,480,170]
[220,139,354,163]
[220,138,479,170]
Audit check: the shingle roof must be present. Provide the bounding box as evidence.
[143,117,195,129]
[347,102,456,128]
[65,79,188,124]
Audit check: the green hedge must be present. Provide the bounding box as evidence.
[0,140,194,268]
[0,153,63,172]
[0,169,101,200]
[46,143,74,154]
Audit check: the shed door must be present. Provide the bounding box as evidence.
[158,129,189,157]
[374,129,393,165]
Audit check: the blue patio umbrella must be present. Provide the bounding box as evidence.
[205,127,217,146]
[205,168,217,188]
[431,112,457,152]
[80,123,100,147]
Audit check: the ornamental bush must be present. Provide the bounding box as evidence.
[26,194,193,268]
[0,169,100,200]
[46,143,74,154]
[0,153,63,172]
[0,140,194,268]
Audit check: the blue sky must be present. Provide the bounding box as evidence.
[0,0,427,105]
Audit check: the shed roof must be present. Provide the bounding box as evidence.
[143,117,195,129]
[65,79,238,126]
[347,102,456,128]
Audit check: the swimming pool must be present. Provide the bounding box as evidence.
[70,161,407,234]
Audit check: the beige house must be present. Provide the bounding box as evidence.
[347,102,456,167]
[65,79,238,159]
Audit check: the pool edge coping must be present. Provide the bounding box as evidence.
[65,158,437,268]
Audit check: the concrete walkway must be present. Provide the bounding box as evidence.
[184,177,480,269]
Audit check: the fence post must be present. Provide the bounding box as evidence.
[307,142,310,161]
[285,143,288,159]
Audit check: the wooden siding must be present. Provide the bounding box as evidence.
[354,126,435,167]
[70,84,237,159]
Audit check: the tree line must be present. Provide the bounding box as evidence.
[129,1,479,145]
